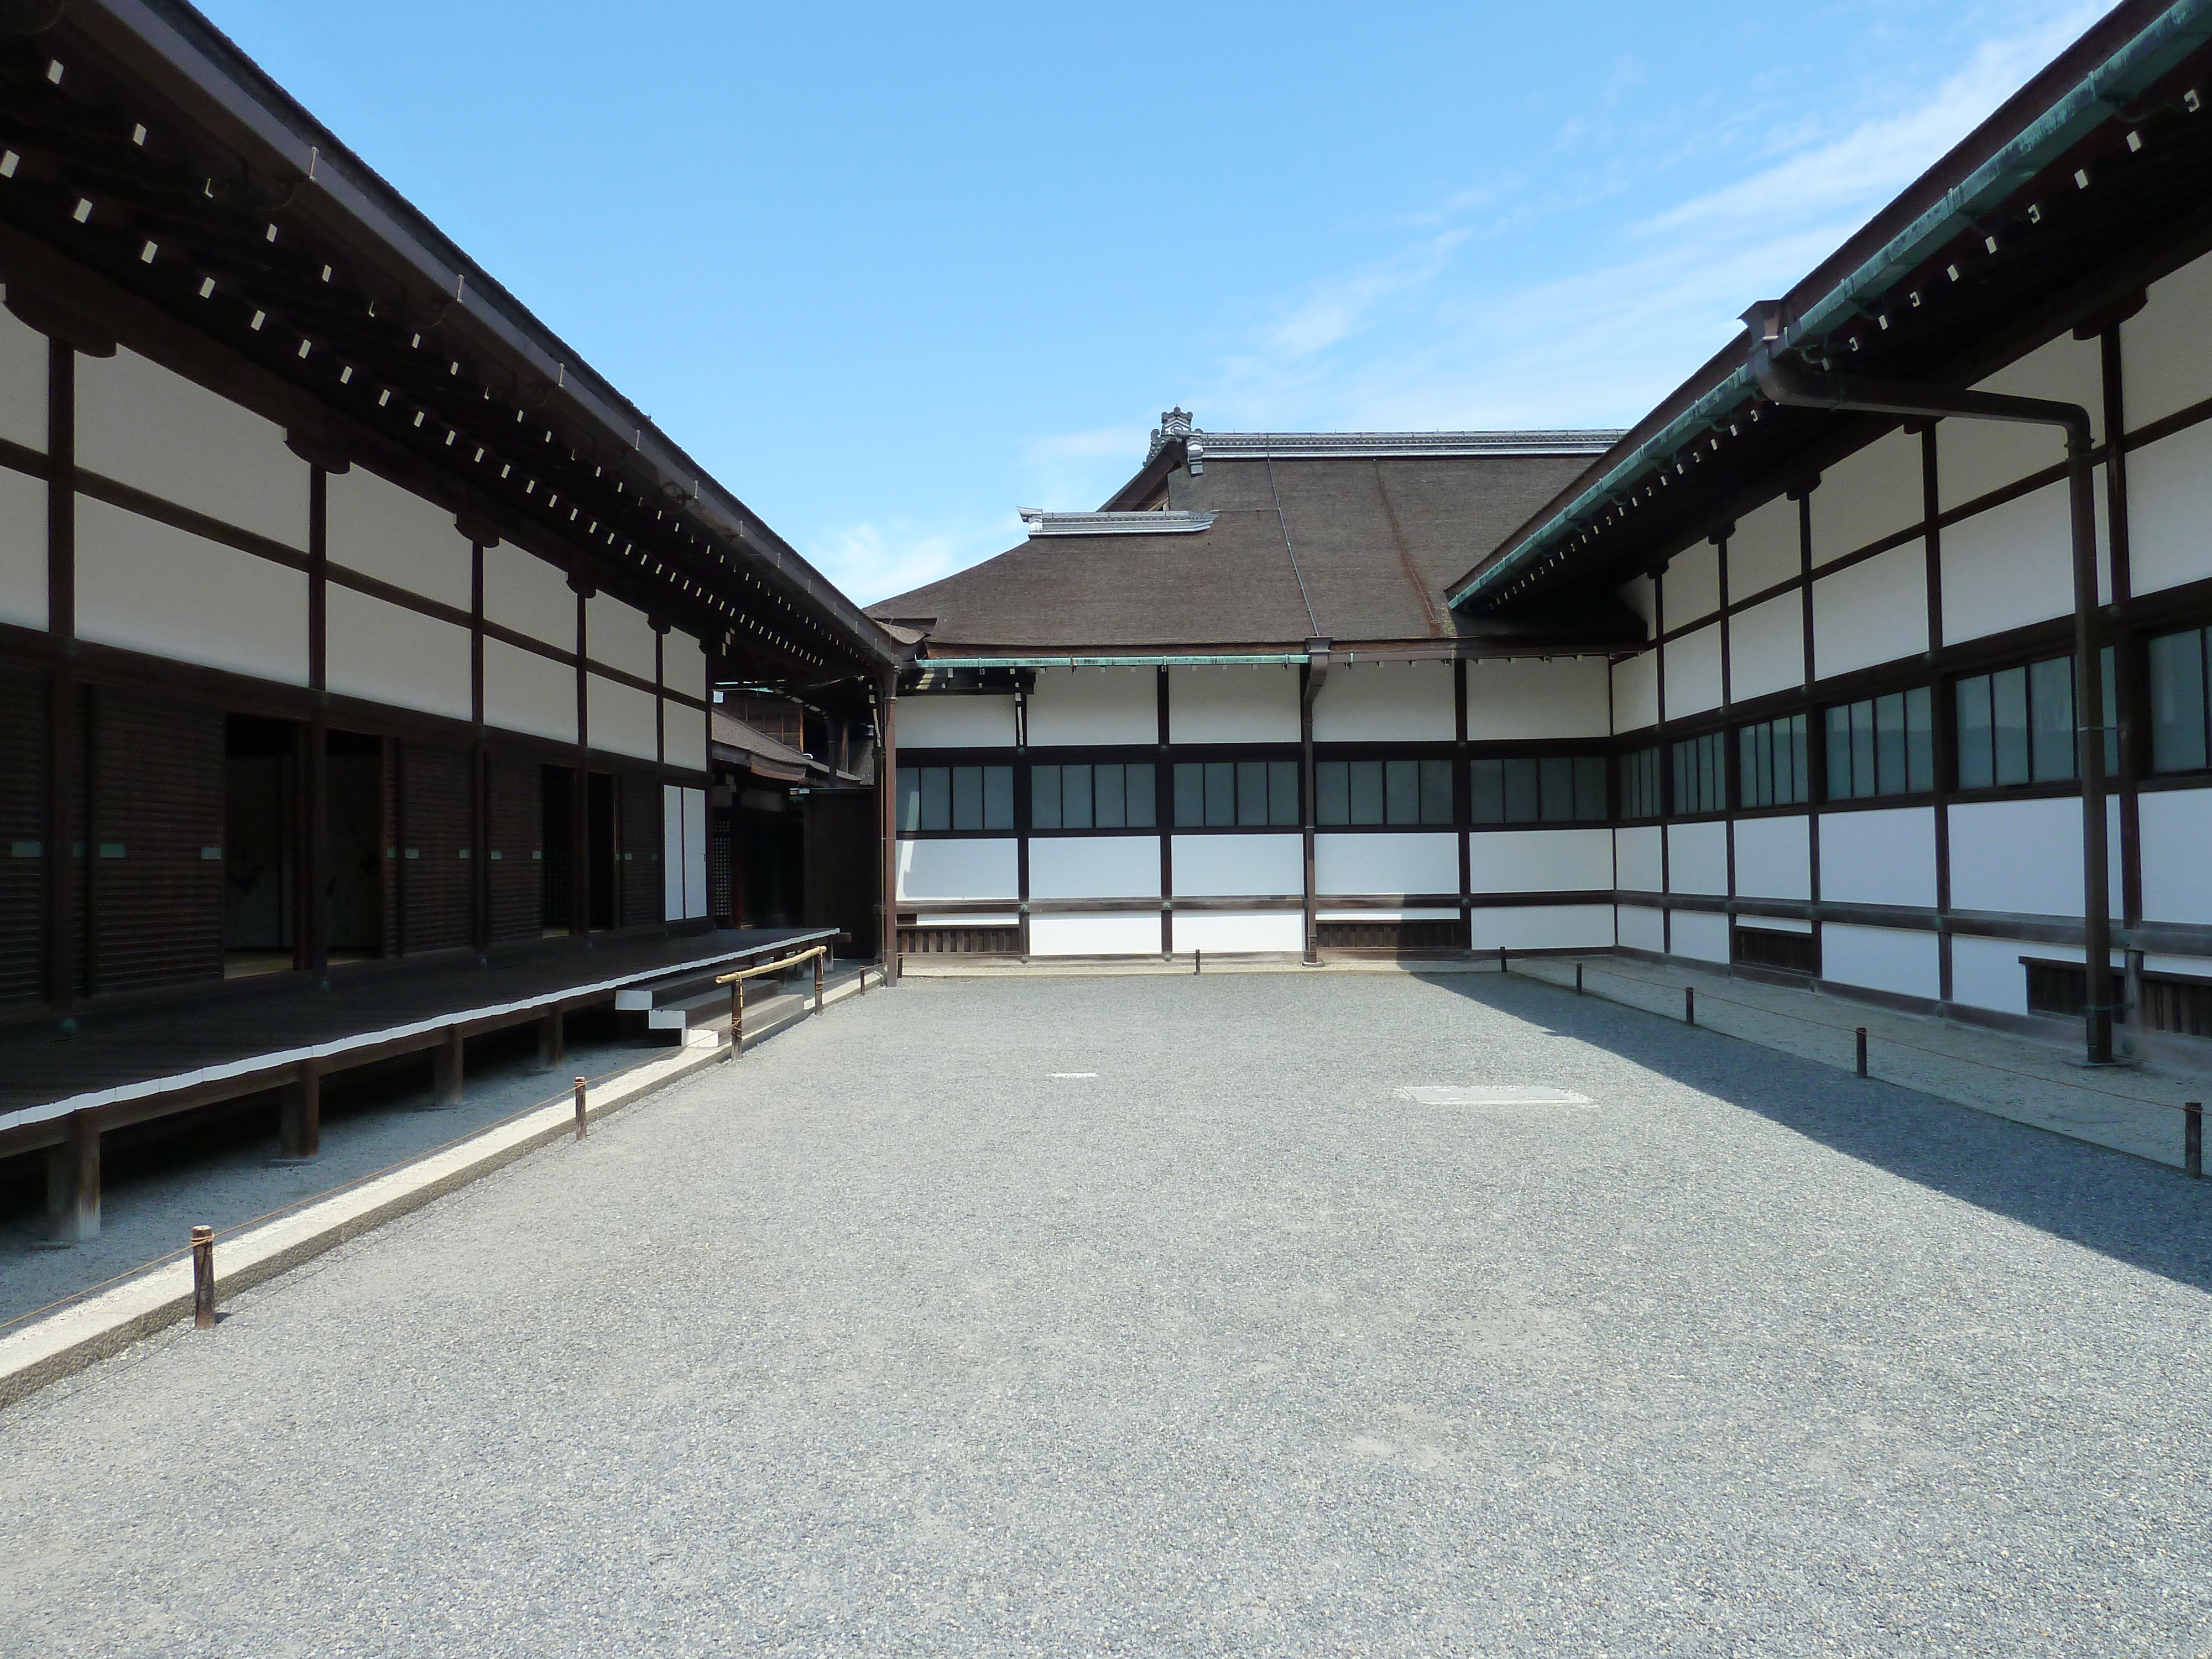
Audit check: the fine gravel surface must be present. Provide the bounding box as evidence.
[3,971,2210,1657]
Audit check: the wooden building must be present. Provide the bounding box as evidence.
[871,0,2212,1066]
[0,2,902,1234]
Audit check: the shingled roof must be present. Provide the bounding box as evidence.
[870,428,1630,655]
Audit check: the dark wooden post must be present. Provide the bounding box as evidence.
[536,1006,564,1070]
[434,1025,465,1105]
[44,338,77,1016]
[191,1226,216,1328]
[813,948,825,1014]
[279,1060,322,1160]
[45,1109,99,1241]
[878,671,899,985]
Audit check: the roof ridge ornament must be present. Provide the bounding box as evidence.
[1146,406,1197,460]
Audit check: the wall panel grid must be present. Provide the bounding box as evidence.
[483,542,578,648]
[325,587,472,722]
[1171,911,1303,953]
[1809,430,1922,564]
[77,499,310,685]
[325,467,472,611]
[1025,668,1156,747]
[1167,666,1301,743]
[587,592,659,681]
[1465,656,1611,740]
[895,694,1018,748]
[0,307,45,453]
[1313,660,1454,742]
[0,463,46,631]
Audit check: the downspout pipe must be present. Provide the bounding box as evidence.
[1746,305,2115,1065]
[1301,639,1331,966]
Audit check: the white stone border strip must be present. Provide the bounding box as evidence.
[0,967,879,1411]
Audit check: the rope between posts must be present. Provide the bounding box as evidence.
[0,1055,645,1338]
[1519,957,2200,1115]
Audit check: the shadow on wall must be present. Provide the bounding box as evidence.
[1416,971,2212,1298]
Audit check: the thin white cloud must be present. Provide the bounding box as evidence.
[806,515,1023,609]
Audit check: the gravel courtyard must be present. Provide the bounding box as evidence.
[3,971,2209,1657]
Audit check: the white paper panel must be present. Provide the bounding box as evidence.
[895,838,1018,901]
[1170,833,1302,898]
[1811,430,1922,564]
[1167,665,1300,743]
[588,672,659,760]
[75,347,307,547]
[1470,904,1613,950]
[1616,905,1666,953]
[1819,806,1936,909]
[1666,820,1728,896]
[1031,913,1162,956]
[1615,826,1662,893]
[1465,657,1610,740]
[663,701,708,773]
[0,462,45,629]
[1314,832,1458,895]
[2122,420,2212,598]
[1171,911,1303,953]
[76,498,307,684]
[2139,788,2212,925]
[680,788,708,918]
[1663,623,1723,717]
[895,695,1017,749]
[1618,575,1655,628]
[662,630,709,701]
[326,586,471,720]
[662,785,685,920]
[483,637,577,745]
[1949,932,2033,1016]
[587,592,659,681]
[0,306,45,452]
[1939,483,2073,644]
[1728,591,1804,702]
[1822,924,1939,1000]
[1813,542,1927,682]
[1029,836,1161,900]
[1732,814,1809,901]
[1947,796,2118,917]
[326,467,472,611]
[1669,909,1729,964]
[2122,248,2212,427]
[1025,667,1156,747]
[1726,494,1800,598]
[1313,659,1454,742]
[1663,543,1720,625]
[1611,651,1658,733]
[484,542,577,648]
[1465,828,1611,894]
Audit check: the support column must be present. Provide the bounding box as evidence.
[878,671,899,984]
[433,1024,465,1105]
[1300,638,1329,966]
[304,466,330,974]
[537,1006,564,1071]
[279,1061,321,1161]
[43,337,77,1016]
[44,1109,98,1241]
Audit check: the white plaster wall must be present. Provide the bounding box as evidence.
[913,912,1019,927]
[1172,911,1304,953]
[1168,665,1300,743]
[587,592,659,682]
[1026,667,1155,746]
[1822,924,1940,1000]
[1611,651,1658,733]
[2139,788,2212,925]
[1171,833,1302,897]
[1728,495,1800,597]
[896,838,1018,901]
[0,307,45,452]
[76,498,307,684]
[663,700,707,773]
[663,630,708,701]
[1942,336,2101,513]
[76,347,307,548]
[1465,828,1611,894]
[483,637,577,745]
[1029,836,1161,900]
[1315,832,1458,895]
[1745,914,1812,934]
[663,785,685,921]
[1471,904,1613,950]
[1670,909,1729,964]
[1812,430,1922,564]
[894,695,1017,749]
[1665,623,1723,716]
[1313,659,1454,741]
[1618,905,1666,953]
[0,463,45,629]
[1939,482,2074,644]
[1317,908,1459,922]
[1615,825,1663,893]
[1663,542,1721,625]
[1950,933,2032,1016]
[1618,575,1655,628]
[325,467,472,611]
[588,673,659,760]
[326,586,471,720]
[1946,795,2121,917]
[1667,820,1728,896]
[682,788,708,918]
[1031,913,1161,956]
[1466,656,1611,739]
[1819,807,1937,909]
[2122,248,2212,427]
[1733,814,1809,900]
[1729,592,1804,702]
[1812,542,1927,681]
[484,543,576,648]
[2121,420,2212,598]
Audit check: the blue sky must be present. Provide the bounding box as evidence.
[197,0,2109,605]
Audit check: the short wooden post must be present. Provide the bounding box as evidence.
[191,1225,216,1328]
[1684,986,1695,1026]
[45,1110,100,1243]
[1498,945,1507,974]
[434,1025,465,1105]
[1194,948,1202,975]
[1855,1027,1869,1079]
[813,949,825,1015]
[279,1061,322,1160]
[2186,1102,2203,1180]
[1574,963,1584,995]
[733,977,745,1055]
[536,1007,564,1071]
[572,1076,587,1140]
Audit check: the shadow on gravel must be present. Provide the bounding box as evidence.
[1421,971,2212,1296]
